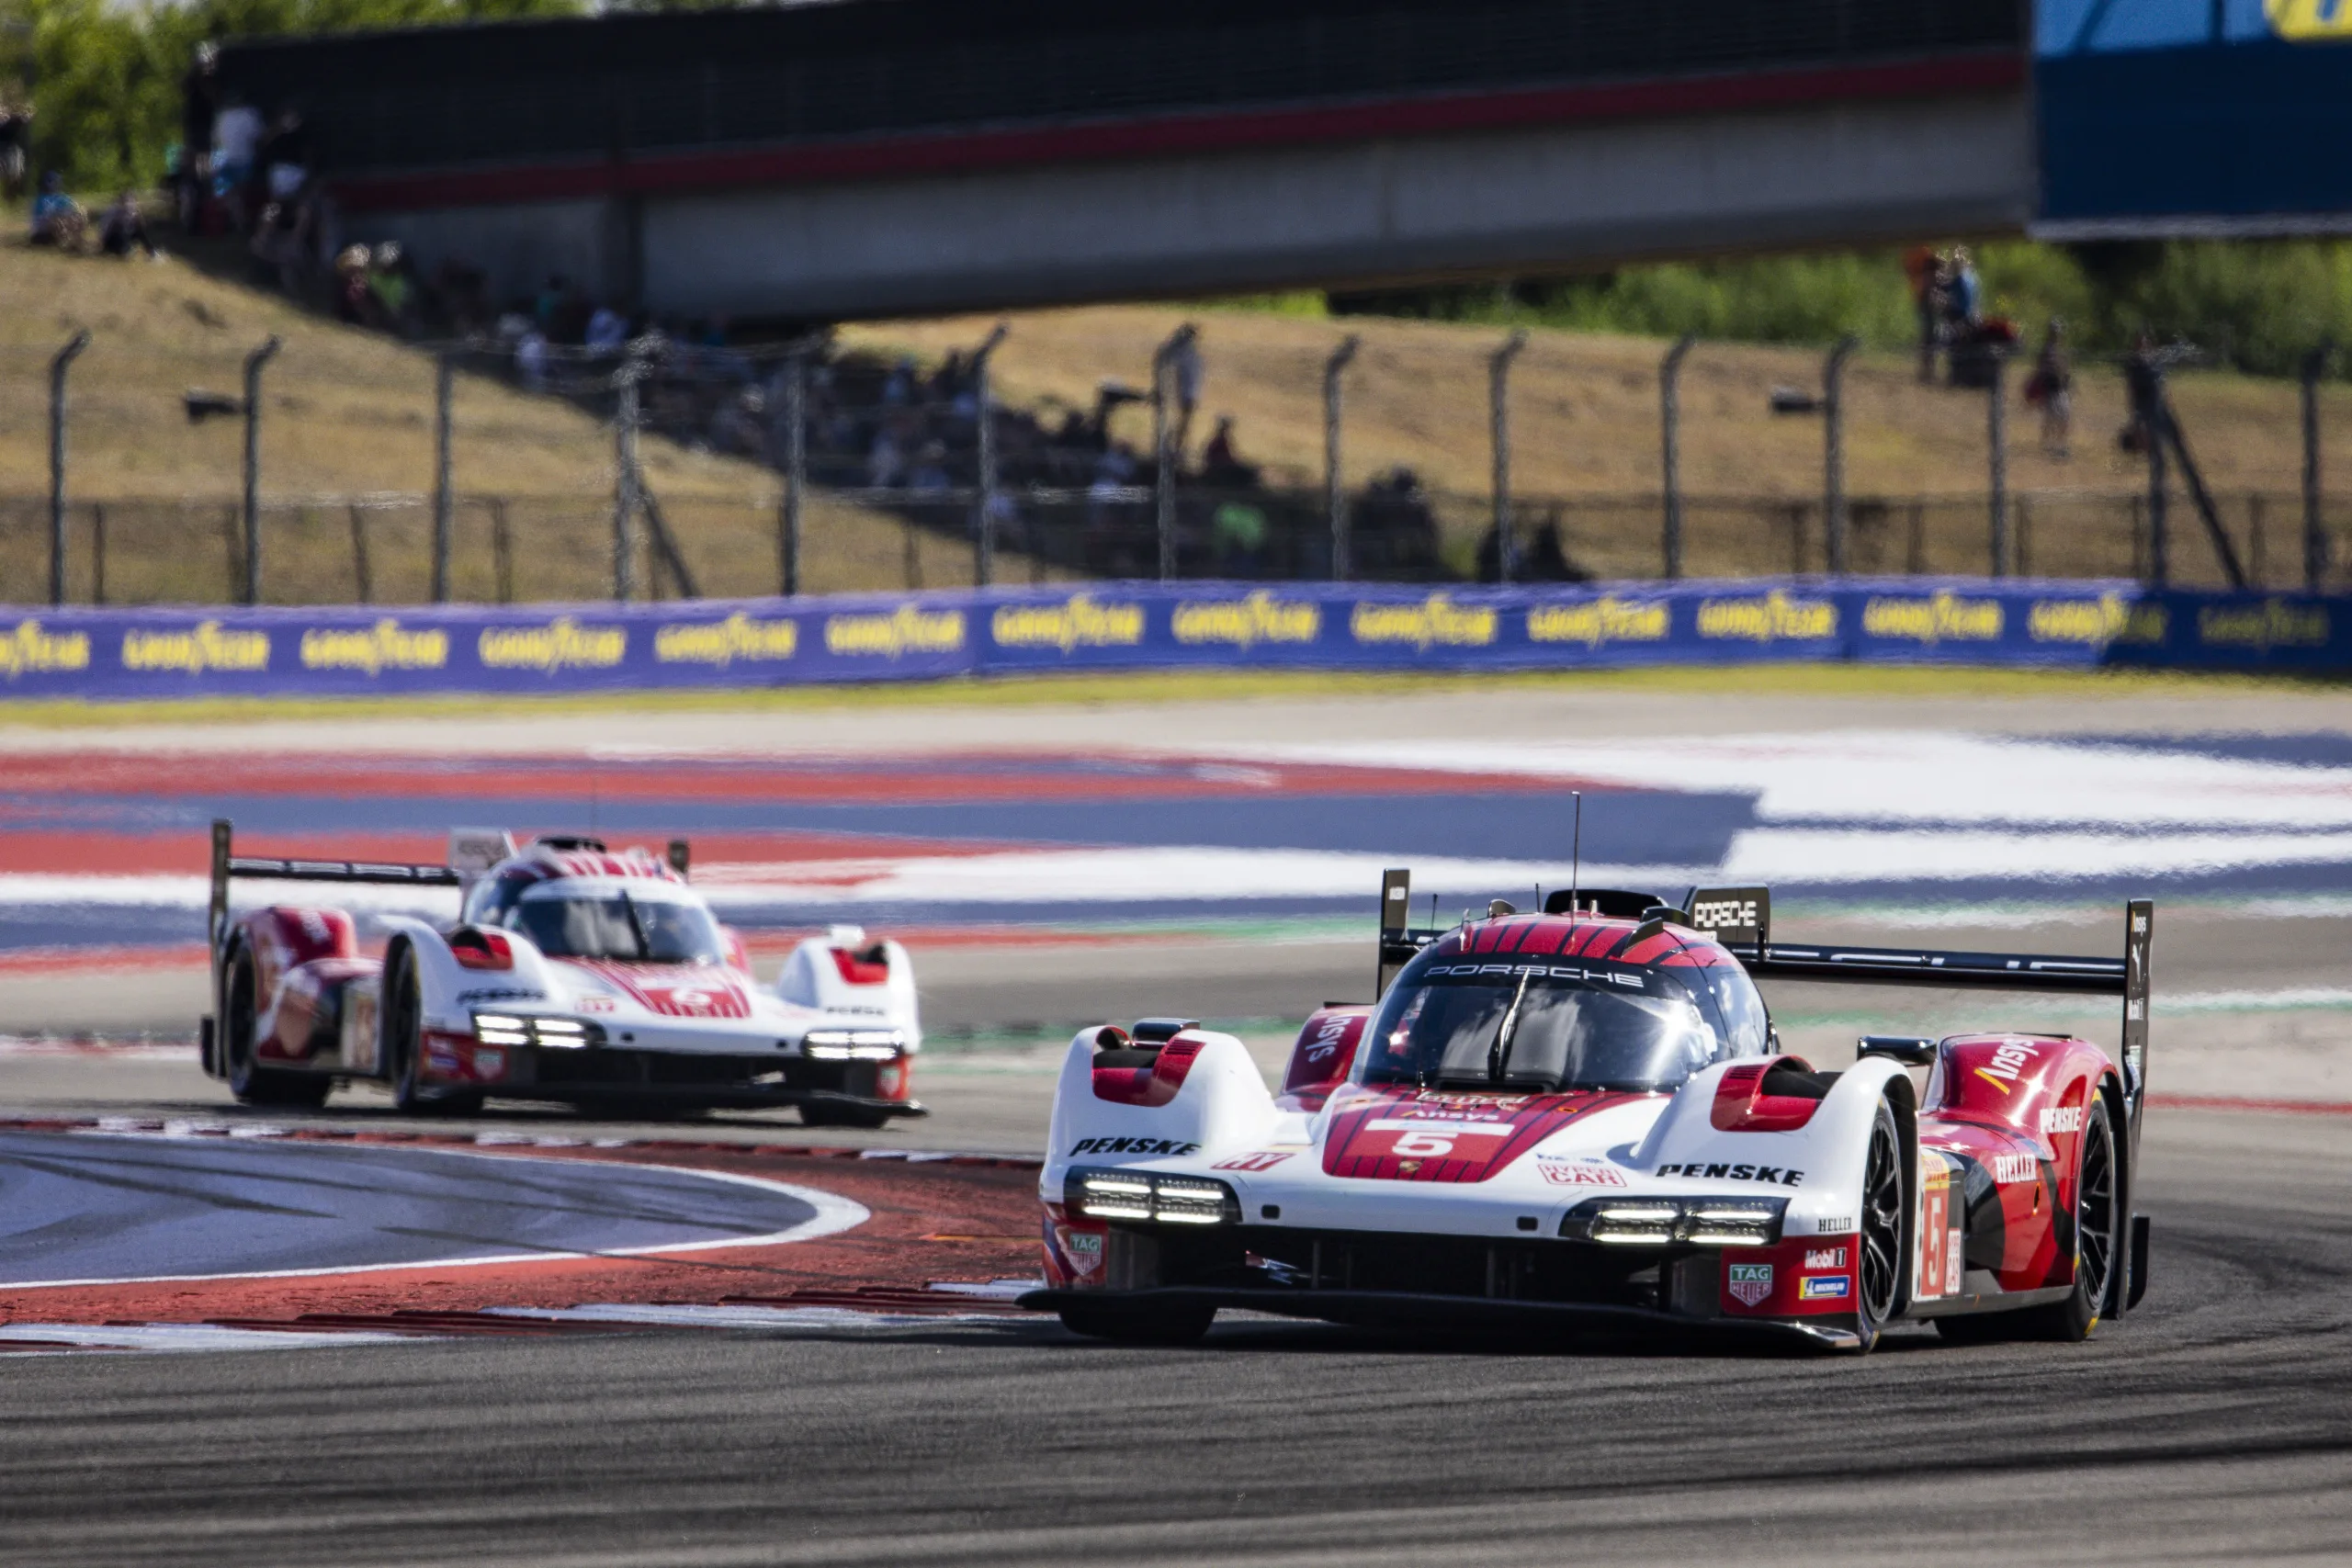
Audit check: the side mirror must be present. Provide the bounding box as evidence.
[1858,1034,1937,1066]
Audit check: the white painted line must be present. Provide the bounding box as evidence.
[0,1323,430,1354]
[475,1303,1024,1332]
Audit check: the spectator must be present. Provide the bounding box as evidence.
[0,97,30,204]
[1212,500,1267,572]
[1517,517,1590,583]
[99,190,158,258]
[1945,246,1982,332]
[334,244,373,324]
[249,198,312,293]
[881,356,916,406]
[179,44,220,226]
[28,172,86,248]
[909,440,951,491]
[1169,331,1204,459]
[211,94,263,228]
[584,303,628,355]
[867,427,904,488]
[2025,317,2074,460]
[367,242,415,333]
[260,109,309,205]
[515,330,550,391]
[1200,415,1259,487]
[1903,244,1939,383]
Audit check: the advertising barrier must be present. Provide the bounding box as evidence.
[0,578,2344,701]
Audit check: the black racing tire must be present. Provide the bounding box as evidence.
[799,1101,894,1131]
[1056,1300,1217,1347]
[222,948,333,1111]
[1856,1096,1905,1346]
[384,943,481,1118]
[1938,1097,2119,1345]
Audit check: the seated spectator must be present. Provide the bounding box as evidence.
[1200,415,1259,486]
[909,440,951,491]
[515,328,550,391]
[584,304,628,355]
[28,172,86,248]
[881,356,916,406]
[867,428,904,489]
[367,242,415,333]
[1517,518,1590,583]
[259,108,308,204]
[1212,501,1268,572]
[334,244,373,324]
[99,189,158,258]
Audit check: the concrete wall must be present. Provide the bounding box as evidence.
[360,92,2032,320]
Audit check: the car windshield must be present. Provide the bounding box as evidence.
[510,892,725,964]
[1363,962,1726,1093]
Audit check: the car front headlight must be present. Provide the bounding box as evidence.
[803,1029,906,1060]
[1066,1167,1238,1225]
[472,1014,597,1049]
[1561,1195,1786,1247]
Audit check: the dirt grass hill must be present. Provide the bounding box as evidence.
[846,306,2351,585]
[0,243,1018,604]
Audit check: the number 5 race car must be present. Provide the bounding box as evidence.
[1025,874,2153,1352]
[198,821,924,1125]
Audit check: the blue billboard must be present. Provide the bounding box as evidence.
[2038,0,2352,232]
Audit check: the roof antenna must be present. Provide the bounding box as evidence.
[1569,790,1582,916]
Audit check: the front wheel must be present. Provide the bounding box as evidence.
[384,944,481,1118]
[1057,1300,1216,1346]
[1856,1096,1905,1345]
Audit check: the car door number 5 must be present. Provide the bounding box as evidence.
[1391,1131,1458,1157]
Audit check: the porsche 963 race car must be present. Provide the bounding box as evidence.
[1026,874,2153,1352]
[198,821,923,1124]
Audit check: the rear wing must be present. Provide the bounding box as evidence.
[206,818,464,953]
[1370,870,2153,1112]
[206,820,698,953]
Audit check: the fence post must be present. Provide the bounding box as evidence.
[1489,329,1528,584]
[348,503,372,604]
[239,337,281,606]
[492,498,514,604]
[613,346,644,602]
[1151,323,1197,581]
[1659,333,1695,581]
[48,331,89,607]
[970,321,1010,588]
[778,348,807,597]
[1823,335,1859,576]
[2128,348,2168,587]
[1987,347,2010,578]
[1323,333,1361,580]
[2306,342,2332,592]
[431,353,454,603]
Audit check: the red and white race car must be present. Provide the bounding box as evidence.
[1025,874,2152,1352]
[198,821,923,1124]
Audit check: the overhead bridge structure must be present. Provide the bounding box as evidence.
[220,0,2033,321]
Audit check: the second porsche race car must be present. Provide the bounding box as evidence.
[1024,874,2153,1352]
[198,821,923,1123]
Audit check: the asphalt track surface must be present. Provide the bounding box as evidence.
[0,1107,2345,1566]
[5,685,2351,1565]
[0,1133,846,1287]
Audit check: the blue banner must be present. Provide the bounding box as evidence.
[0,579,2345,701]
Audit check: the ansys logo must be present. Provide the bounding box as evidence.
[2267,0,2352,40]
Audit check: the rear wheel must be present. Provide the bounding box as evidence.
[222,949,332,1111]
[1056,1300,1216,1347]
[384,944,481,1118]
[1938,1098,2117,1345]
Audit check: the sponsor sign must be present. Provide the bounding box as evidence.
[1070,1135,1200,1157]
[2040,1105,2085,1135]
[3,579,2348,702]
[1798,1275,1851,1301]
[1804,1247,1848,1270]
[1654,1161,1804,1187]
[1815,1215,1857,1235]
[1727,1262,1774,1307]
[1990,1153,2041,1186]
[1211,1150,1295,1172]
[1536,1156,1629,1188]
[1971,1040,2041,1096]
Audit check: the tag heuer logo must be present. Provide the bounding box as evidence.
[1727,1263,1774,1306]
